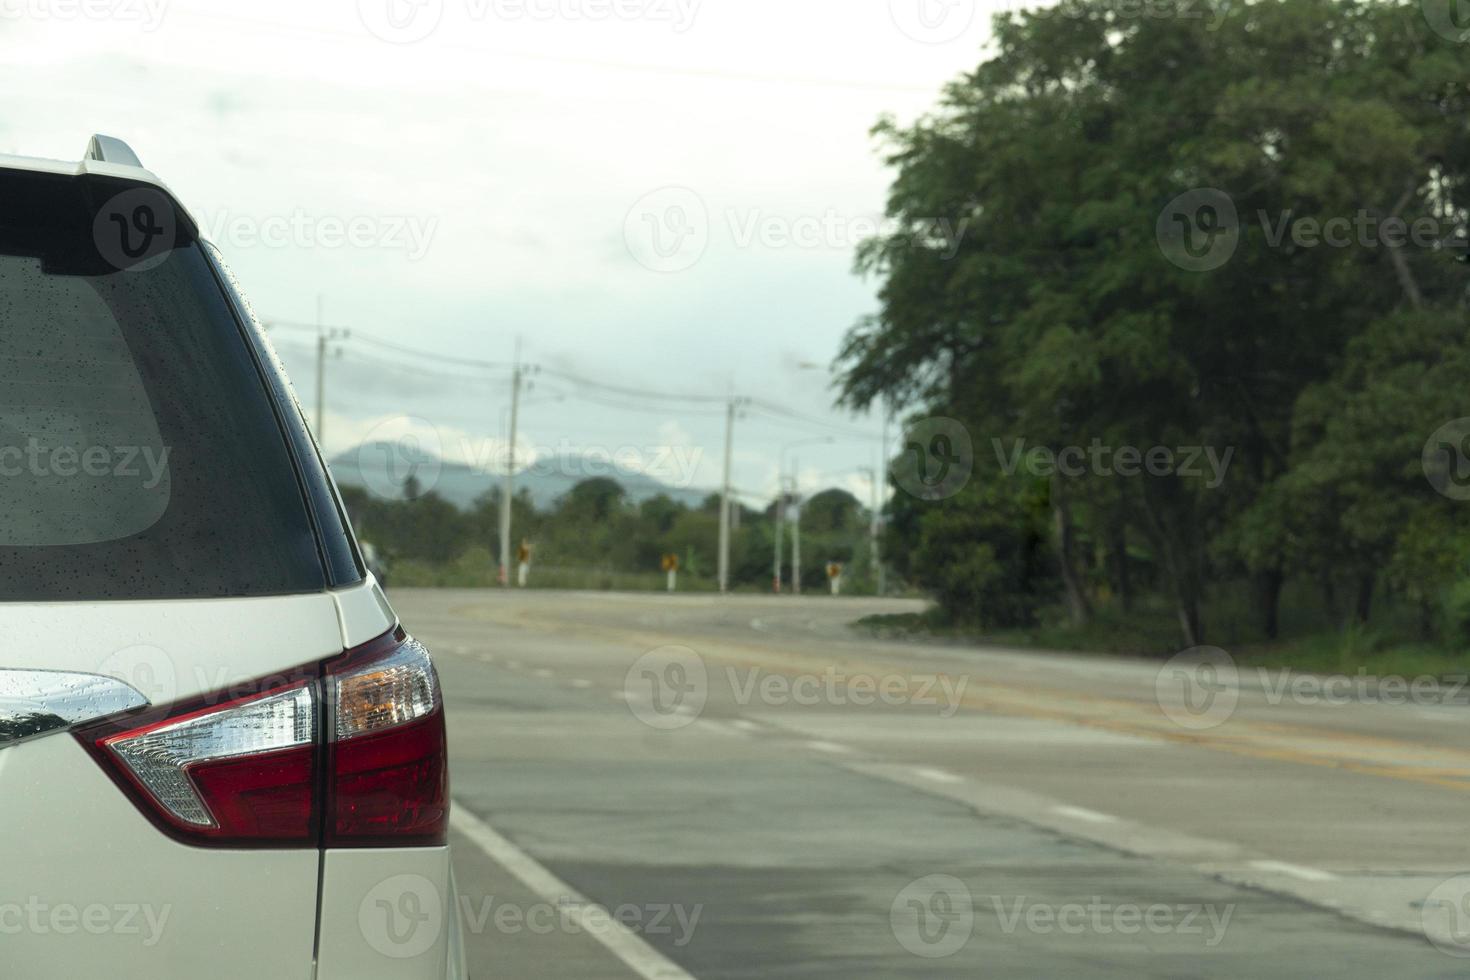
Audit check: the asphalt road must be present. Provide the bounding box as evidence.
[393,588,1470,978]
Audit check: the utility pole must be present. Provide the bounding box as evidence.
[791,457,803,595]
[861,465,882,595]
[498,338,523,588]
[717,397,737,594]
[772,473,785,593]
[313,296,348,449]
[877,404,890,596]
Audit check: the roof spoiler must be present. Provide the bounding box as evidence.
[84,133,142,168]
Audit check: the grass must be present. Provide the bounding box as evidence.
[854,592,1470,680]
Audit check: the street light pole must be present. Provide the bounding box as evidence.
[776,436,834,596]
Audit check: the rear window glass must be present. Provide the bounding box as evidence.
[0,169,324,599]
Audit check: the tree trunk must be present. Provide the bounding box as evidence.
[1111,525,1133,613]
[1136,477,1205,649]
[1255,566,1284,640]
[1052,490,1092,628]
[1177,596,1203,649]
[1355,571,1375,624]
[1320,572,1337,623]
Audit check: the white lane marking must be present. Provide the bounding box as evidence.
[805,740,852,755]
[612,690,633,701]
[569,679,593,689]
[451,804,697,980]
[506,660,523,670]
[533,668,555,679]
[696,719,750,738]
[480,653,497,662]
[1249,860,1338,882]
[1051,805,1118,824]
[914,767,964,784]
[749,619,769,632]
[729,719,762,734]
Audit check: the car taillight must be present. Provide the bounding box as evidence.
[76,629,448,849]
[325,631,448,846]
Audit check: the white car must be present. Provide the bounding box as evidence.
[0,136,466,980]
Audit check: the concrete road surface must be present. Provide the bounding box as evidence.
[393,588,1470,978]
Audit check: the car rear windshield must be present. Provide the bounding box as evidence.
[0,168,324,599]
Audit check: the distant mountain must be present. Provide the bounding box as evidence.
[330,443,709,511]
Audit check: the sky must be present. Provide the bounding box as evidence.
[0,0,1019,507]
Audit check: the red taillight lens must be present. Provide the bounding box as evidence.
[75,629,448,849]
[325,633,448,846]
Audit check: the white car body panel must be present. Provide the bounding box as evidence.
[0,594,342,980]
